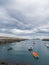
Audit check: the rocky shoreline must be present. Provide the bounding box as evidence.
[0,36,27,44]
[42,38,49,41]
[0,61,29,65]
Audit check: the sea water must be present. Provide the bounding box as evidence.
[0,39,49,65]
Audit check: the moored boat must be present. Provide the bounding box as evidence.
[28,47,33,51]
[32,52,39,58]
[7,47,13,51]
[33,41,35,44]
[46,44,49,48]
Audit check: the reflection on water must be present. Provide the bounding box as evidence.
[0,39,49,65]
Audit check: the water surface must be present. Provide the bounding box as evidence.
[0,39,49,65]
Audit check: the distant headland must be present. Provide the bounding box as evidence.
[0,36,27,44]
[42,38,49,41]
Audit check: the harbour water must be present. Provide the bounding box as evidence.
[0,39,49,65]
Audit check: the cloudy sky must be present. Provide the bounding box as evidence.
[0,0,49,38]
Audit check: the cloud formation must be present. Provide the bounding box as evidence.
[0,0,49,38]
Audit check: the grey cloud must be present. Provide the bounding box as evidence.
[0,0,49,38]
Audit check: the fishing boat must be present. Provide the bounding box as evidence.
[32,52,39,58]
[28,47,33,51]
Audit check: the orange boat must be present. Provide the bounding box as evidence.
[32,52,39,58]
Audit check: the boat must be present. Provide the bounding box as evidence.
[33,42,35,44]
[28,47,33,51]
[33,41,35,45]
[32,52,39,58]
[46,44,49,48]
[8,47,13,51]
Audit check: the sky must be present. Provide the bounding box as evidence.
[0,0,49,38]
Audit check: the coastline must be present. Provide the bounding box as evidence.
[42,38,49,41]
[0,36,27,44]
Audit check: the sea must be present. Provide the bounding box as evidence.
[0,39,49,65]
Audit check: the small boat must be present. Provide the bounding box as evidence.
[33,42,35,44]
[46,44,49,48]
[8,47,13,51]
[33,41,35,45]
[32,52,39,58]
[28,47,33,51]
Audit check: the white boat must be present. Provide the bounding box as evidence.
[28,47,33,51]
[45,44,49,48]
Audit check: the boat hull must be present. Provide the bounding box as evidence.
[32,52,39,59]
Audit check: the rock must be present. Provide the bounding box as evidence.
[16,63,20,65]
